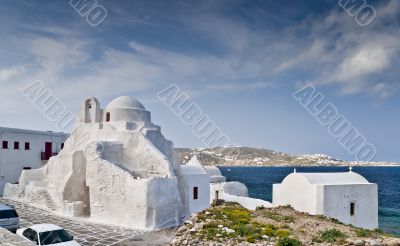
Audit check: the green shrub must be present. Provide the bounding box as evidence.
[238,218,250,224]
[313,228,347,243]
[264,224,277,230]
[203,222,219,229]
[205,228,218,239]
[246,233,262,243]
[264,211,295,222]
[234,224,251,236]
[277,237,302,246]
[276,229,290,237]
[263,227,276,237]
[355,228,373,237]
[217,207,251,224]
[265,211,282,221]
[251,221,262,227]
[199,203,302,243]
[374,228,385,234]
[282,215,295,223]
[233,224,262,237]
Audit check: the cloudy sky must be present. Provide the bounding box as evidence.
[1,0,399,161]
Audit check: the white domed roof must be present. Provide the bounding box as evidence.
[283,172,370,185]
[204,166,223,177]
[106,96,146,110]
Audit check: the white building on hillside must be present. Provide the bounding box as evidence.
[181,156,210,213]
[0,127,68,194]
[273,170,378,229]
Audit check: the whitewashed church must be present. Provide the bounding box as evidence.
[273,169,378,229]
[5,96,211,230]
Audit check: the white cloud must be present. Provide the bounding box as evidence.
[274,39,329,73]
[0,65,25,81]
[369,83,393,100]
[333,42,395,82]
[204,81,273,93]
[273,0,400,98]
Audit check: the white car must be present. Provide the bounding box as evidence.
[17,224,81,245]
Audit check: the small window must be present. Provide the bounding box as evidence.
[2,141,8,149]
[193,187,199,200]
[14,142,19,150]
[106,112,111,122]
[61,143,64,149]
[25,142,30,150]
[350,202,355,216]
[23,167,32,170]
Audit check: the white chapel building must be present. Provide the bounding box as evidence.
[0,127,68,194]
[181,156,210,213]
[5,96,211,230]
[273,169,378,229]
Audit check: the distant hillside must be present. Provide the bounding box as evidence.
[175,147,398,167]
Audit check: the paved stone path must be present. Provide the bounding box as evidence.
[116,228,177,246]
[0,198,149,246]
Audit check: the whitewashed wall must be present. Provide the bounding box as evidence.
[273,177,322,214]
[0,128,68,194]
[184,174,210,214]
[323,184,378,229]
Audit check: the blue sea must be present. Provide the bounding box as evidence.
[219,166,400,236]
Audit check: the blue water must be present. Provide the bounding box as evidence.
[219,166,400,235]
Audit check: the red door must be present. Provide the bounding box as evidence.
[45,142,52,159]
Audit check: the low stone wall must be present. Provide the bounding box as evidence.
[0,228,35,246]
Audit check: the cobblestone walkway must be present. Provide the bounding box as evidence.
[0,198,146,246]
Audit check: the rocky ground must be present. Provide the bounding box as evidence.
[171,202,400,246]
[116,228,177,245]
